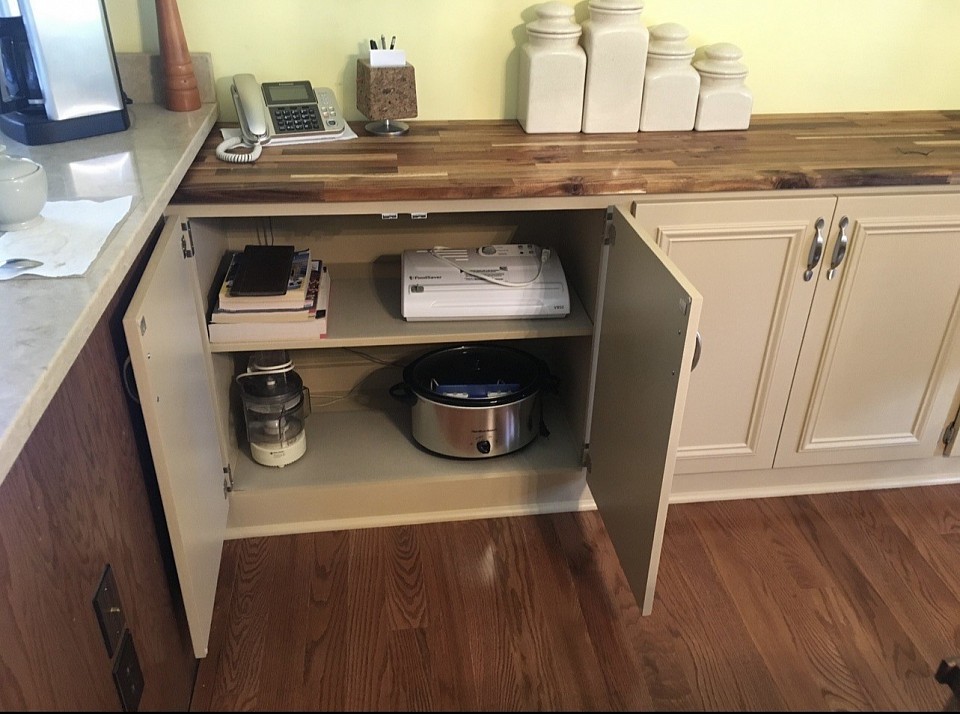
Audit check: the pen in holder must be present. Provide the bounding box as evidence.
[356,52,418,136]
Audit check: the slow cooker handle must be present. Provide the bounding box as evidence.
[389,382,417,406]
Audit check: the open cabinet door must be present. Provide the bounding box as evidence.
[122,218,230,657]
[587,204,702,615]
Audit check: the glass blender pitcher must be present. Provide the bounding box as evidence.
[237,350,310,467]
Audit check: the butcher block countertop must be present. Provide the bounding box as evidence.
[171,111,960,208]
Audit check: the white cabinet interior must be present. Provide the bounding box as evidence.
[189,210,608,536]
[124,201,701,656]
[636,190,960,499]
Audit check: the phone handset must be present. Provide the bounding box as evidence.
[216,73,267,163]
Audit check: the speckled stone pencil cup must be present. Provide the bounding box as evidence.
[356,59,418,136]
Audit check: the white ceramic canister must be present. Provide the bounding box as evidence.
[517,1,587,133]
[580,0,649,133]
[0,145,47,231]
[639,22,700,132]
[693,42,753,131]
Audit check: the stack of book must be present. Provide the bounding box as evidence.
[208,246,330,343]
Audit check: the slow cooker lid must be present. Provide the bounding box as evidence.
[404,344,544,406]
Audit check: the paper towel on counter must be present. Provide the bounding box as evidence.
[0,196,133,279]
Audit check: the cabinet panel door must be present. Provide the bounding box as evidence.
[122,218,230,657]
[635,196,838,474]
[587,204,702,615]
[776,193,960,468]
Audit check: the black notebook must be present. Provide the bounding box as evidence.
[228,245,296,297]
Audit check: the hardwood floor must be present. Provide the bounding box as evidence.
[190,484,960,711]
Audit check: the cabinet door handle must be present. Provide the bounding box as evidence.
[804,217,826,281]
[827,216,850,280]
[121,356,140,405]
[692,331,702,371]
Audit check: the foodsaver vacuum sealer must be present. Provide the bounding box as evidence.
[401,244,570,321]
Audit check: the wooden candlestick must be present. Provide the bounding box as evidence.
[155,0,201,111]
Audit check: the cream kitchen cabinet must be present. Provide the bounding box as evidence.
[633,194,839,474]
[123,202,701,657]
[775,192,960,468]
[636,191,960,494]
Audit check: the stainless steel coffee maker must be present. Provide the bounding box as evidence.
[0,0,129,145]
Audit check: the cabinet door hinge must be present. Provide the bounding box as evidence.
[604,210,616,245]
[945,420,957,448]
[223,464,233,496]
[180,220,195,259]
[581,444,592,472]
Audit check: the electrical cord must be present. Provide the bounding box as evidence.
[236,365,293,380]
[428,245,550,287]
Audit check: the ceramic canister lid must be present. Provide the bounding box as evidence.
[528,1,582,38]
[0,146,42,182]
[648,22,693,58]
[587,0,644,11]
[694,42,748,77]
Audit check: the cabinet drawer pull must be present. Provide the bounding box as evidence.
[804,217,825,281]
[827,216,850,280]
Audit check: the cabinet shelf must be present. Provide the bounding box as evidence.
[208,264,594,353]
[226,391,589,537]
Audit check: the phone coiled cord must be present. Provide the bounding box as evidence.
[216,135,262,163]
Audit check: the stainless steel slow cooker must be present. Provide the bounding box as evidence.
[391,344,548,458]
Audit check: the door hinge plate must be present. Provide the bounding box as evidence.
[604,218,616,245]
[223,464,233,496]
[945,420,957,447]
[180,221,194,258]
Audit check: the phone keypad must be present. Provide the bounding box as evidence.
[319,104,340,129]
[270,104,321,133]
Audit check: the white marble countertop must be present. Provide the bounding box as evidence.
[0,101,218,486]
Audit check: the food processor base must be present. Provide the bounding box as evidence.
[250,429,307,467]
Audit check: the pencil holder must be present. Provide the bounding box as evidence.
[356,58,418,136]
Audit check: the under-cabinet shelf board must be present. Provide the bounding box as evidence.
[207,264,594,352]
[226,393,590,538]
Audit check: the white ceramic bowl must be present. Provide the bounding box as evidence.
[0,145,47,231]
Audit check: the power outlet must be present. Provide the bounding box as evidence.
[112,630,144,712]
[92,564,125,658]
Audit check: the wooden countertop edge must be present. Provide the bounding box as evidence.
[171,111,960,206]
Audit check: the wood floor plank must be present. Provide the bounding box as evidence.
[782,494,947,710]
[637,503,789,712]
[547,511,654,711]
[810,490,960,659]
[416,520,483,710]
[436,516,603,710]
[341,525,393,711]
[302,528,352,712]
[383,525,428,632]
[689,497,874,710]
[212,536,275,710]
[255,533,314,710]
[877,485,960,596]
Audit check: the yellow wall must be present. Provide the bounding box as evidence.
[105,0,960,122]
